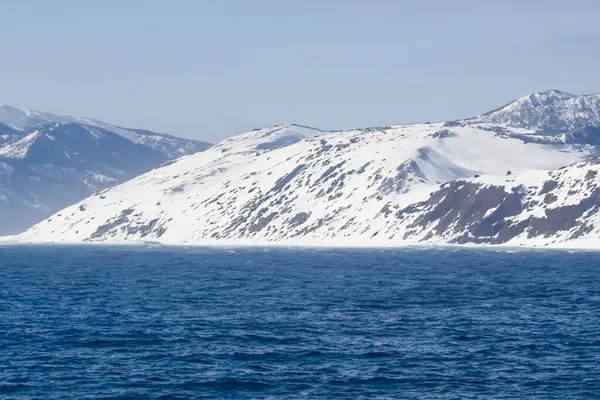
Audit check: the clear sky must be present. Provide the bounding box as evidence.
[1,0,600,142]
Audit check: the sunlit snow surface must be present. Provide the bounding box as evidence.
[9,90,600,247]
[14,122,599,248]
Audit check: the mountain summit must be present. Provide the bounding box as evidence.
[479,90,600,133]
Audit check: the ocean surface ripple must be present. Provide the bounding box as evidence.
[1,246,599,399]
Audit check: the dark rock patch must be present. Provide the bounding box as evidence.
[431,129,456,139]
[125,219,159,237]
[169,185,185,194]
[272,164,307,193]
[90,208,135,239]
[378,160,426,195]
[288,212,311,228]
[586,170,598,180]
[527,193,600,239]
[539,180,558,195]
[248,212,279,233]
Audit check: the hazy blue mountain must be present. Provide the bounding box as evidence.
[0,106,211,234]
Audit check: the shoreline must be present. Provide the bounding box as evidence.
[2,237,600,252]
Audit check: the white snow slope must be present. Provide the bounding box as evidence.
[11,90,600,248]
[12,120,598,248]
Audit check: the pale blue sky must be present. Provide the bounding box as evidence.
[1,0,600,141]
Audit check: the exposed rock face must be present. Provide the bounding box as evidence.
[394,161,600,245]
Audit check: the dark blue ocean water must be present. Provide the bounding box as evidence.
[1,246,599,399]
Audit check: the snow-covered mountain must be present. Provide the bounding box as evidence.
[0,105,211,159]
[475,89,600,134]
[11,90,600,248]
[0,106,211,234]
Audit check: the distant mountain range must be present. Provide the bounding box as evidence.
[11,89,600,248]
[0,106,211,234]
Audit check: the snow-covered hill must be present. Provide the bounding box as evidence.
[0,106,211,234]
[12,90,600,248]
[10,121,593,247]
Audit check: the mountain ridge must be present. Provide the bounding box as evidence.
[8,89,600,247]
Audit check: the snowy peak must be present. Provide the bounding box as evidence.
[215,124,323,153]
[0,105,211,158]
[479,90,600,133]
[520,89,576,102]
[225,124,323,142]
[483,90,577,117]
[0,105,76,131]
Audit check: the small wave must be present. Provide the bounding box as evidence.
[329,376,407,385]
[184,357,213,365]
[71,337,164,348]
[300,350,325,357]
[361,351,395,358]
[454,335,482,341]
[0,383,30,394]
[240,334,300,344]
[231,351,289,362]
[184,378,273,391]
